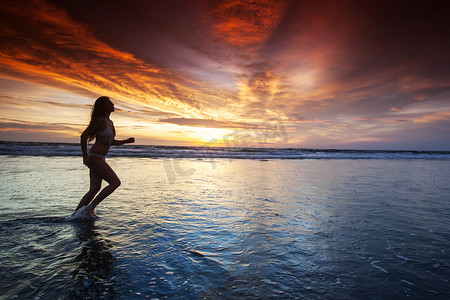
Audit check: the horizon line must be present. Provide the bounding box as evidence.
[1,140,449,153]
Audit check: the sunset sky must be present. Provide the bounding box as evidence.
[1,0,449,150]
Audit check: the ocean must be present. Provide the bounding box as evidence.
[0,141,449,299]
[1,141,450,160]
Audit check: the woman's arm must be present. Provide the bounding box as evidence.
[80,128,92,166]
[111,137,135,146]
[80,129,90,157]
[80,118,104,166]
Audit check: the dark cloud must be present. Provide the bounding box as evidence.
[0,118,80,132]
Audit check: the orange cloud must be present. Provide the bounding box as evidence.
[0,0,222,120]
[412,111,450,124]
[210,0,287,47]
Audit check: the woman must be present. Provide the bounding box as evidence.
[74,96,135,218]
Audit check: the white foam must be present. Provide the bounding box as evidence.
[397,255,409,261]
[68,205,98,220]
[401,280,414,286]
[371,261,389,273]
[262,279,278,285]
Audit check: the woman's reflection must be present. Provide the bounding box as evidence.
[70,220,117,299]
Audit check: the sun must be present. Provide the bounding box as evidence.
[184,126,232,146]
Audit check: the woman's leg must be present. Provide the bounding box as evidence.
[75,168,102,211]
[89,158,121,208]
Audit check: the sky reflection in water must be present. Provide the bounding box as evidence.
[0,157,449,298]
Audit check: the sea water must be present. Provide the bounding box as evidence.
[0,143,449,299]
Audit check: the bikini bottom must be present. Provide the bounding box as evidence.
[88,152,106,160]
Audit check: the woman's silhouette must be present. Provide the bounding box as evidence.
[74,96,134,217]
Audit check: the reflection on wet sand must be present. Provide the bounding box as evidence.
[1,157,449,298]
[70,220,118,299]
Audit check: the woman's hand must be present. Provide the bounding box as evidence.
[83,156,92,168]
[111,138,135,146]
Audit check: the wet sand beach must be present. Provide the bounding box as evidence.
[1,155,449,299]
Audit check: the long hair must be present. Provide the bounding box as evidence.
[87,96,110,141]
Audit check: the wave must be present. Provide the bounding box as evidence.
[1,141,450,160]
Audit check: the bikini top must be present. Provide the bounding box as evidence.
[96,117,115,144]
